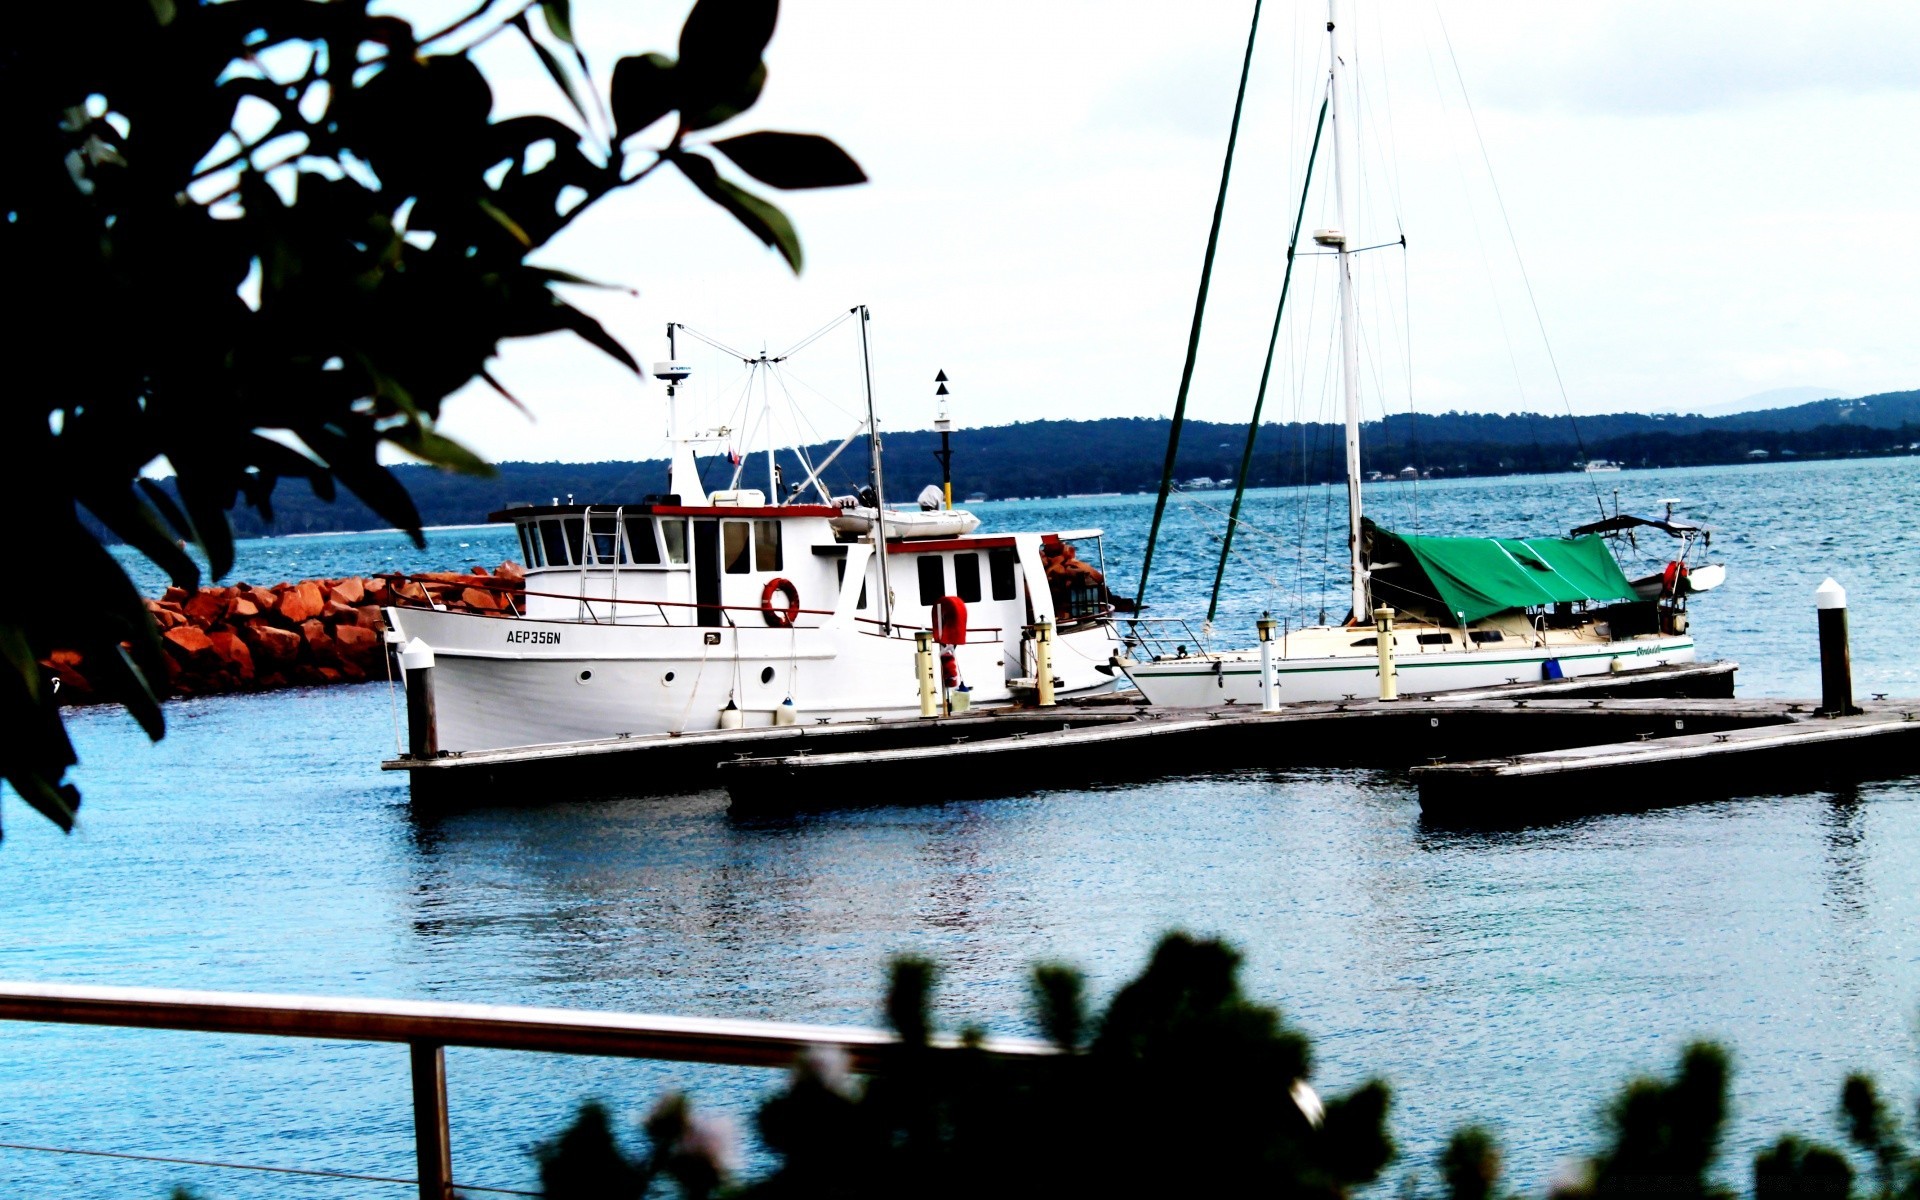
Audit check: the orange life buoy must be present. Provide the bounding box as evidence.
[761,577,801,627]
[1661,560,1688,597]
[933,595,968,645]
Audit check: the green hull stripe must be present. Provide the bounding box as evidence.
[1133,642,1691,680]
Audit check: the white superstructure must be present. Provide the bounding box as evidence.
[388,313,1123,753]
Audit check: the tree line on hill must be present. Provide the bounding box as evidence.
[139,389,1920,536]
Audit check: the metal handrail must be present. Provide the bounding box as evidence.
[0,982,1055,1200]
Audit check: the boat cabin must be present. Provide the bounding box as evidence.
[492,498,1113,670]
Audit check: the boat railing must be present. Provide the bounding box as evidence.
[0,981,1055,1200]
[388,580,1011,643]
[852,615,1006,645]
[1120,616,1215,661]
[391,582,839,628]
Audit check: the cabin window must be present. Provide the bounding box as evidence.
[562,517,585,565]
[840,556,871,602]
[953,552,982,603]
[623,516,661,565]
[588,513,618,564]
[722,520,752,574]
[539,519,571,567]
[917,555,945,605]
[754,520,783,571]
[1469,630,1505,644]
[838,559,871,610]
[517,523,538,568]
[1417,632,1454,645]
[660,519,688,564]
[988,547,1017,600]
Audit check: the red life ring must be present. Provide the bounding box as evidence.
[761,577,801,627]
[1661,560,1688,597]
[933,595,968,646]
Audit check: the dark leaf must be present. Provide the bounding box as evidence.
[528,265,633,291]
[710,131,865,189]
[387,423,497,477]
[610,53,677,142]
[668,150,802,272]
[552,301,643,373]
[538,0,573,43]
[678,0,777,73]
[511,13,591,128]
[680,61,765,133]
[79,486,200,591]
[173,469,237,580]
[136,478,196,543]
[479,368,533,418]
[676,0,776,129]
[478,197,533,247]
[299,425,426,546]
[9,768,80,833]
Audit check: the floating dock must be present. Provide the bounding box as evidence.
[720,693,1783,809]
[1414,704,1920,822]
[386,660,1738,805]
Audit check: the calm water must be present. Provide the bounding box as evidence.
[9,457,1918,1196]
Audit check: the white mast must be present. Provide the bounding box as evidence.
[1323,0,1367,622]
[856,305,894,633]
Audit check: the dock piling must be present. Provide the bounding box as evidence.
[1035,620,1056,707]
[400,639,437,758]
[1374,607,1398,701]
[915,632,938,718]
[1815,578,1856,716]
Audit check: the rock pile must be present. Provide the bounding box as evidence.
[43,562,526,705]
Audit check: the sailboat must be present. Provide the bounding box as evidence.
[1117,3,1724,708]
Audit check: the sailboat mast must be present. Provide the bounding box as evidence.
[1326,1,1367,622]
[856,305,894,634]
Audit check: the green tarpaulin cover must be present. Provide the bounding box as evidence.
[1366,521,1639,623]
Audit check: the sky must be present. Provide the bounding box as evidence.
[380,1,1920,464]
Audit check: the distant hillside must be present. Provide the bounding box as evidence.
[123,388,1920,538]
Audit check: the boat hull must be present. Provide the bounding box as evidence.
[387,607,1123,752]
[1121,634,1695,708]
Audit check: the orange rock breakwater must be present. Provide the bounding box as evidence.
[42,562,526,705]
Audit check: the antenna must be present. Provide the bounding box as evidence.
[933,371,953,510]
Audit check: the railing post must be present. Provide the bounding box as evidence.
[410,1041,453,1200]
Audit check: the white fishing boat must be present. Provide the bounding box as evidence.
[1582,459,1623,473]
[1118,4,1725,709]
[387,311,1124,753]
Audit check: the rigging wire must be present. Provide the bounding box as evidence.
[1206,94,1328,626]
[778,309,855,359]
[674,323,752,362]
[1136,0,1266,613]
[1430,2,1606,515]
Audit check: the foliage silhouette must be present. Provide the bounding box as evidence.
[541,932,1396,1199]
[1,0,862,833]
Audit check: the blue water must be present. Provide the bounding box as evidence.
[8,457,1918,1197]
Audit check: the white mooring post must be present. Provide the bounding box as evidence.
[1257,616,1280,712]
[1815,578,1855,716]
[1374,606,1399,701]
[915,631,939,718]
[399,639,437,758]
